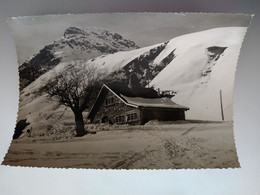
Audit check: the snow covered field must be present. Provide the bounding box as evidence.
[3,121,239,169]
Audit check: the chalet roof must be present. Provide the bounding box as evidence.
[121,95,189,110]
[104,84,189,110]
[106,83,160,98]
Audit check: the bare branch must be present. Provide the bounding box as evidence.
[42,62,101,112]
[41,61,102,136]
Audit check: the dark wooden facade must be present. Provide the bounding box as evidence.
[87,85,189,125]
[140,107,186,125]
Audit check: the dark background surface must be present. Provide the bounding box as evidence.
[0,0,259,194]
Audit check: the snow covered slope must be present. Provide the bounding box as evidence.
[17,44,161,138]
[76,27,246,121]
[17,27,247,138]
[149,27,247,121]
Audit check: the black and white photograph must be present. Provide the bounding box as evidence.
[2,12,251,169]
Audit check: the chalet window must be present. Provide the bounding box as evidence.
[105,96,115,106]
[134,113,137,119]
[130,113,134,120]
[127,113,138,122]
[115,115,126,124]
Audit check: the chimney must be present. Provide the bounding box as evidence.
[128,72,141,89]
[128,74,133,89]
[157,88,160,95]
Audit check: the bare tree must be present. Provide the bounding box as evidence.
[42,63,101,137]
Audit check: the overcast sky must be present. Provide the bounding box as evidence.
[8,13,252,64]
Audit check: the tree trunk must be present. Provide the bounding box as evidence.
[74,111,86,137]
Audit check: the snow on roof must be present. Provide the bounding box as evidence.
[106,84,160,98]
[121,95,189,110]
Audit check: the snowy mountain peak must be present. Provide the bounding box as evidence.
[19,27,139,89]
[63,27,86,36]
[62,26,138,50]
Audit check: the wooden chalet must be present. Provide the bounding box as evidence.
[87,84,189,125]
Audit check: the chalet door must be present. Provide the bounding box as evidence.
[102,116,108,123]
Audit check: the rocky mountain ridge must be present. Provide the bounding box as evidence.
[19,27,139,89]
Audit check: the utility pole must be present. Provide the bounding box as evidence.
[220,89,225,121]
